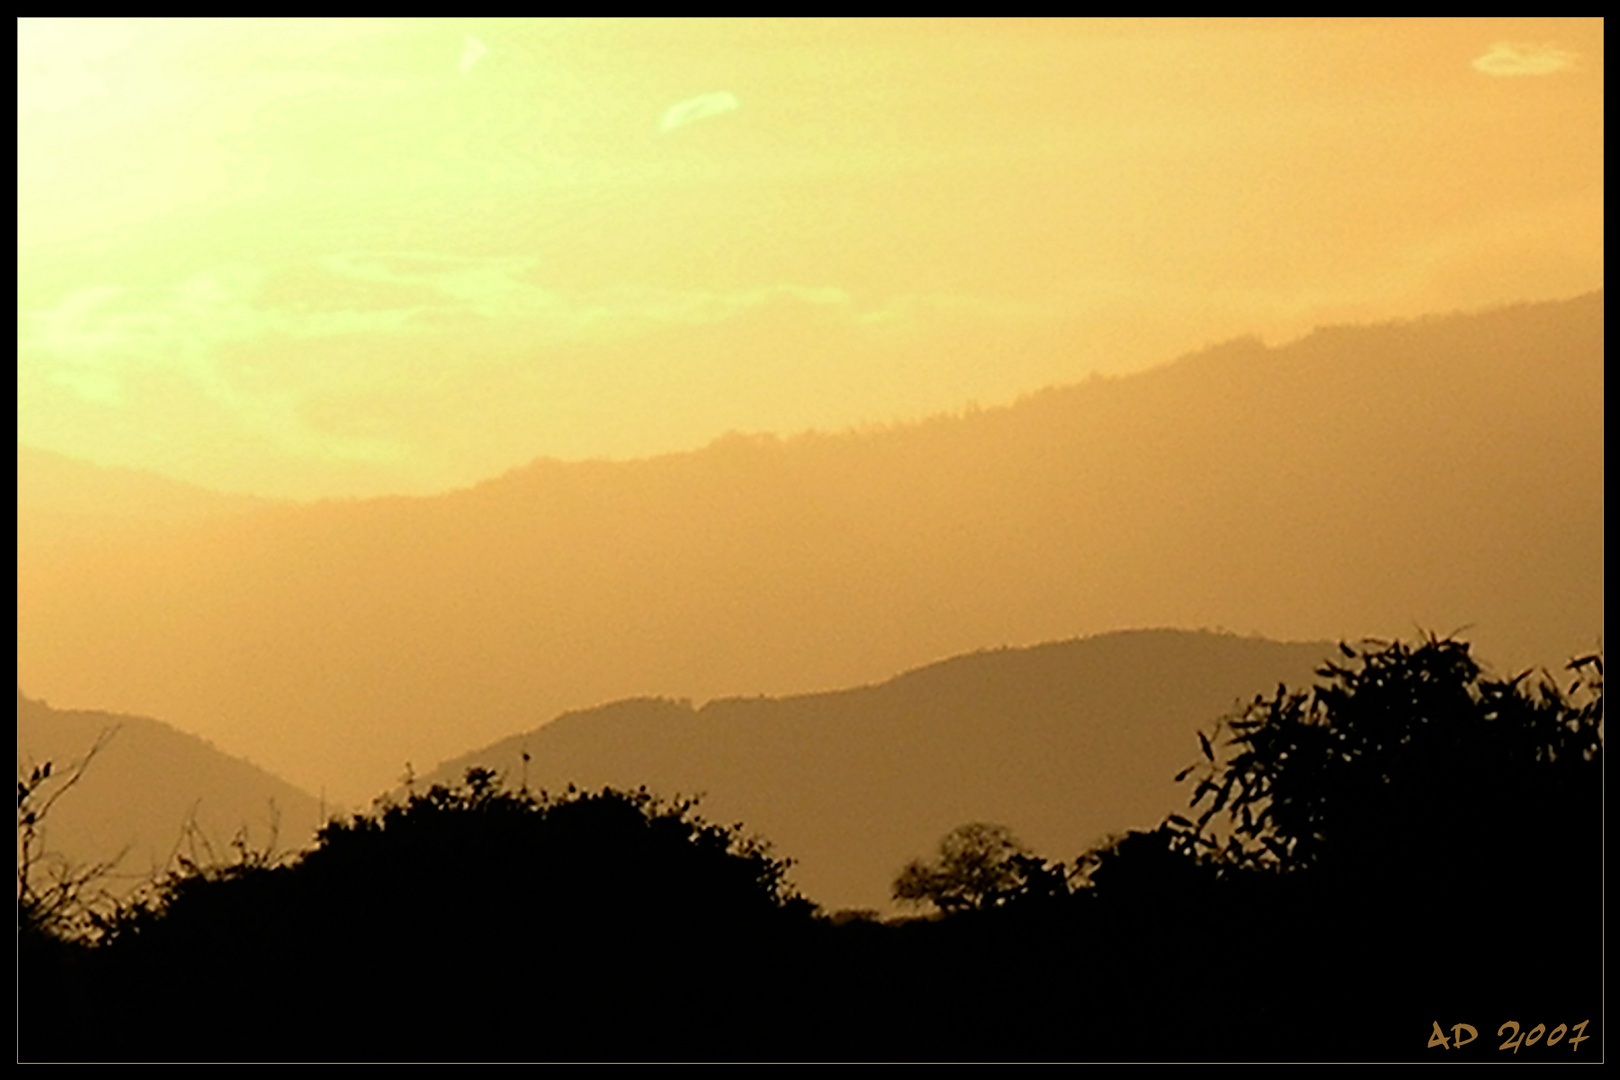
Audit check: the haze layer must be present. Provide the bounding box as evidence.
[17,295,1604,804]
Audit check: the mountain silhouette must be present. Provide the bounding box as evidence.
[16,293,1603,804]
[424,630,1334,911]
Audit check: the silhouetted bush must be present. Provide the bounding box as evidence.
[26,772,815,1062]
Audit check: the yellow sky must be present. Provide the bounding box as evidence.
[17,17,1604,499]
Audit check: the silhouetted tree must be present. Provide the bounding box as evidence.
[893,823,1068,913]
[1152,636,1604,1058]
[1169,635,1603,885]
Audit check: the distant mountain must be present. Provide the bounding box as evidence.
[16,447,286,622]
[16,293,1603,804]
[424,630,1334,912]
[17,445,279,546]
[15,693,325,899]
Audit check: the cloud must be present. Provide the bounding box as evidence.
[18,256,865,417]
[15,257,873,485]
[658,91,740,133]
[458,35,488,75]
[1472,42,1578,77]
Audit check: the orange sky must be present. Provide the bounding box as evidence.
[18,17,1604,500]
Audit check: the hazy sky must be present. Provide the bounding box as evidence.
[18,18,1604,499]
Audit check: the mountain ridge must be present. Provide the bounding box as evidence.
[422,629,1340,911]
[17,292,1603,803]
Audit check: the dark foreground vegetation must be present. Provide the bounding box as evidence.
[18,637,1602,1062]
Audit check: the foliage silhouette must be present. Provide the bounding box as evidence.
[16,725,123,946]
[19,636,1602,1062]
[28,771,817,1061]
[893,823,1070,913]
[1168,634,1603,886]
[1138,635,1605,1059]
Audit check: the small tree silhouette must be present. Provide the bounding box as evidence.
[893,822,1067,913]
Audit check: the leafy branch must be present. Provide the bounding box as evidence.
[17,725,124,942]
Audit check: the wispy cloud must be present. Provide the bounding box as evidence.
[1472,42,1578,77]
[458,35,488,76]
[659,91,741,133]
[18,255,863,420]
[16,255,887,484]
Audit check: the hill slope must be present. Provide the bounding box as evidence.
[426,630,1334,912]
[16,694,324,898]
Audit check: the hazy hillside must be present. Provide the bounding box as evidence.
[16,294,1603,804]
[16,693,324,898]
[424,631,1335,912]
[16,447,287,612]
[17,445,279,545]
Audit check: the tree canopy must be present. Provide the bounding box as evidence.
[893,822,1068,913]
[1168,635,1603,883]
